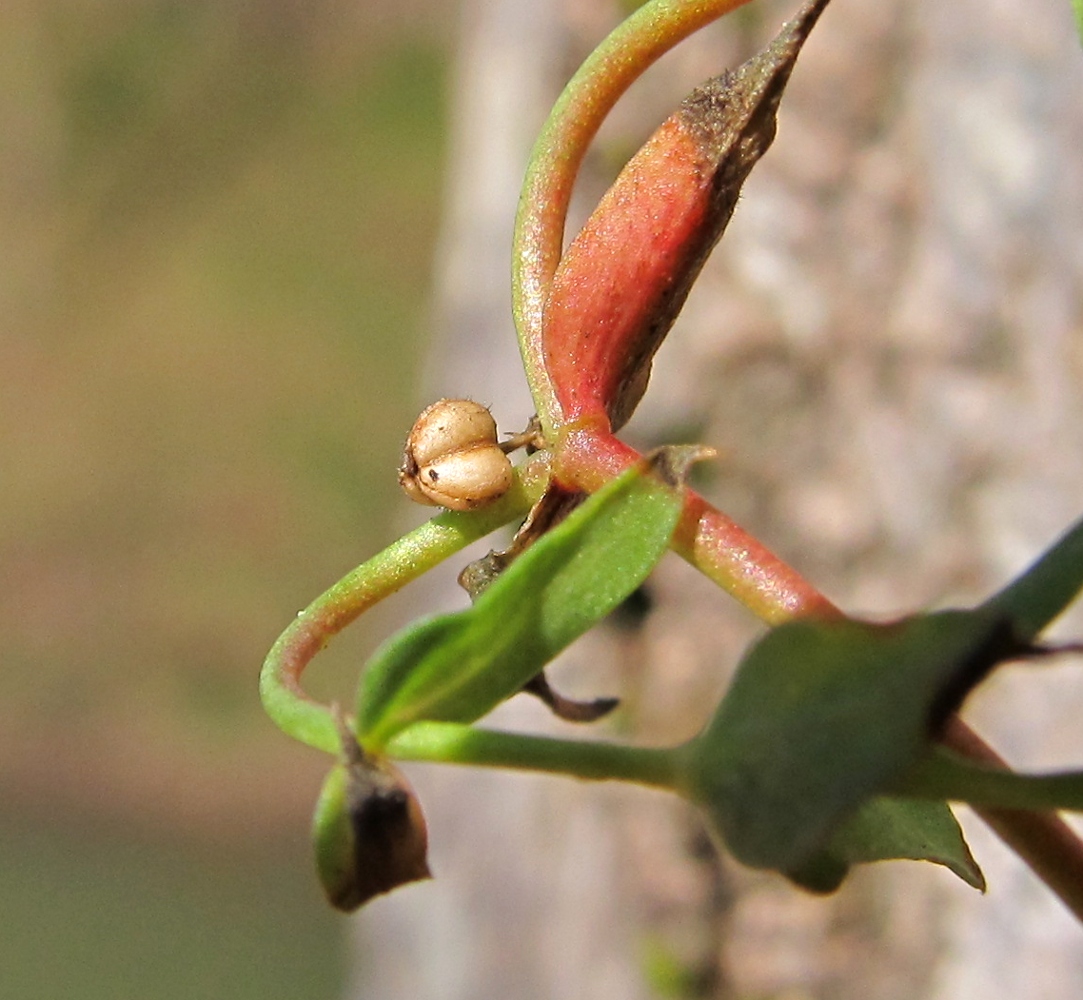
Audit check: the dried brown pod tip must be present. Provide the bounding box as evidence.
[399,398,514,511]
[313,716,431,911]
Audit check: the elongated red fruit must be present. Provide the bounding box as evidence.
[542,0,830,431]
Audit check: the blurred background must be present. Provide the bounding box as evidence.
[1,0,453,996]
[4,0,1083,998]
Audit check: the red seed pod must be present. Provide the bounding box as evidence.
[542,0,829,432]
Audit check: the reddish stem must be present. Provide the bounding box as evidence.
[557,423,1083,919]
[557,425,835,621]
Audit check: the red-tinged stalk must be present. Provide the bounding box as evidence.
[556,427,835,622]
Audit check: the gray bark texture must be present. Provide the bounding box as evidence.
[349,0,1083,997]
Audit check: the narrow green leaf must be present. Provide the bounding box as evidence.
[981,513,1083,641]
[355,458,685,747]
[683,609,1009,875]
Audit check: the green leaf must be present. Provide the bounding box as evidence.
[680,517,1083,889]
[787,796,985,892]
[981,513,1083,641]
[355,457,685,748]
[682,609,1012,877]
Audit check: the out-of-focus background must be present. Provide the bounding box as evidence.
[1,1,453,996]
[5,0,1083,998]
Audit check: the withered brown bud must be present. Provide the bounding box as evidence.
[313,721,431,911]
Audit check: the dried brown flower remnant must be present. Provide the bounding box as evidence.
[313,716,431,911]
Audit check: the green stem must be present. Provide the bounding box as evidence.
[260,457,549,753]
[898,747,1083,924]
[901,749,1083,812]
[553,427,1083,920]
[387,720,682,789]
[938,720,1083,924]
[512,0,756,437]
[1074,0,1083,48]
[981,512,1083,641]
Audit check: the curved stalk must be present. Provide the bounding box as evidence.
[260,457,548,753]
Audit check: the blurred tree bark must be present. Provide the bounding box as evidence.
[349,0,1083,997]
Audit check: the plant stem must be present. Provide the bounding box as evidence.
[940,718,1083,923]
[512,0,756,437]
[556,425,1083,919]
[260,457,548,754]
[387,721,682,789]
[900,750,1083,812]
[557,427,836,621]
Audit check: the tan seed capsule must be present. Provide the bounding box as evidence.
[416,445,514,511]
[408,399,499,467]
[399,398,514,511]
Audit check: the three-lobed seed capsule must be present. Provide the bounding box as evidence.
[398,398,514,511]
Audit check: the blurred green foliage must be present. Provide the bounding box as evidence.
[0,820,341,1000]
